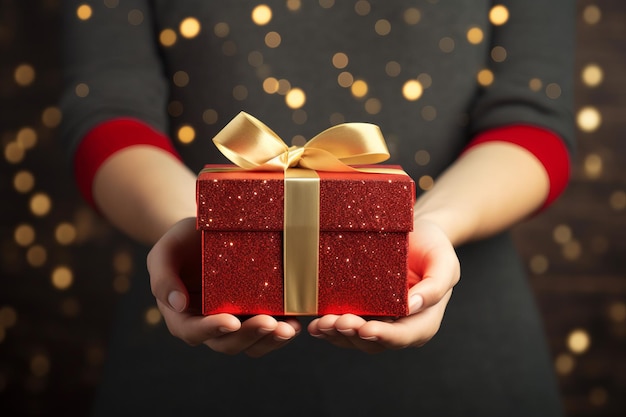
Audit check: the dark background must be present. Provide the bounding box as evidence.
[1,1,624,416]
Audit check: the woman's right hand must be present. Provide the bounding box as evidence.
[147,217,301,357]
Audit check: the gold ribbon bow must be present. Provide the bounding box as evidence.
[210,112,393,315]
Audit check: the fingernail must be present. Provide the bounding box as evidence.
[273,335,291,341]
[337,328,356,337]
[409,294,423,312]
[360,335,378,341]
[218,326,236,334]
[167,291,187,312]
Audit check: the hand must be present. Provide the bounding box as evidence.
[307,218,460,353]
[147,217,301,357]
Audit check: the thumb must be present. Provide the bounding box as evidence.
[147,217,199,313]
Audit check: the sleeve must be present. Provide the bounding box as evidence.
[466,0,576,208]
[59,0,180,205]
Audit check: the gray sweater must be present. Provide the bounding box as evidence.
[60,1,574,416]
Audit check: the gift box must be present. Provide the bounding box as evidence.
[196,112,415,317]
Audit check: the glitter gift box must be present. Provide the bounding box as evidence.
[197,166,415,317]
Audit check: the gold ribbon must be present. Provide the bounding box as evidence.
[211,112,393,315]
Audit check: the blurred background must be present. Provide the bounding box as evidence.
[0,0,624,416]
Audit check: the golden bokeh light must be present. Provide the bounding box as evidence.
[439,37,455,53]
[13,170,35,193]
[354,0,371,16]
[337,71,354,88]
[489,5,509,26]
[555,353,575,375]
[232,85,248,101]
[75,83,89,98]
[55,223,77,245]
[202,109,218,125]
[145,307,162,325]
[42,107,62,128]
[562,240,582,261]
[417,73,432,89]
[277,79,291,95]
[567,329,591,354]
[167,100,183,117]
[577,106,602,133]
[76,4,92,20]
[128,9,144,25]
[30,193,52,217]
[180,17,201,38]
[17,127,37,149]
[113,251,133,274]
[583,5,601,25]
[582,64,603,87]
[26,245,47,267]
[375,19,391,36]
[4,142,25,164]
[0,306,18,328]
[414,150,430,166]
[252,5,272,26]
[214,22,230,38]
[113,276,131,294]
[529,254,549,274]
[264,31,281,48]
[351,79,369,98]
[546,83,562,99]
[263,77,279,94]
[385,61,401,77]
[403,8,421,25]
[553,224,573,244]
[104,0,119,8]
[248,50,263,67]
[285,88,306,109]
[159,29,177,47]
[287,0,301,12]
[402,79,423,101]
[467,27,484,44]
[332,52,349,69]
[589,387,608,407]
[30,354,50,377]
[14,64,35,87]
[608,302,626,322]
[609,190,626,211]
[529,78,542,92]
[291,135,307,147]
[14,224,35,247]
[329,112,345,125]
[477,69,494,87]
[491,46,507,62]
[319,0,334,8]
[418,175,434,191]
[51,266,74,290]
[173,70,189,87]
[177,125,196,144]
[584,153,603,179]
[364,98,381,114]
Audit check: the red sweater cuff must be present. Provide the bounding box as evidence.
[463,124,571,210]
[73,118,182,209]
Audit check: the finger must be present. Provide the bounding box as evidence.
[334,314,386,354]
[204,315,279,355]
[408,244,460,314]
[243,320,301,358]
[147,218,199,313]
[359,289,453,349]
[156,300,241,346]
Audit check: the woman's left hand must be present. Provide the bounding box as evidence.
[307,218,460,353]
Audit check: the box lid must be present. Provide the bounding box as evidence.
[197,165,415,232]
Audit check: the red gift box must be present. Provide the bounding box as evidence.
[197,166,415,316]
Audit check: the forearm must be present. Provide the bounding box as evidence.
[413,142,549,247]
[93,146,197,245]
